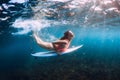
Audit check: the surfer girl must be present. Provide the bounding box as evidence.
[32,30,74,55]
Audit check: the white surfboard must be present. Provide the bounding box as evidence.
[31,45,83,57]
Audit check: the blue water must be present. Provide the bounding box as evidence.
[0,0,120,80]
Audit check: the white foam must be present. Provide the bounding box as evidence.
[2,4,9,9]
[9,0,28,3]
[11,17,59,42]
[11,18,50,35]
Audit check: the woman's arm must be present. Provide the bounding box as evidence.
[32,31,43,45]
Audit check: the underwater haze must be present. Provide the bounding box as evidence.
[0,0,120,80]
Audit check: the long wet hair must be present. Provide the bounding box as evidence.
[60,30,74,41]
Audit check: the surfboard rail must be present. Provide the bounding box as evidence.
[31,45,83,57]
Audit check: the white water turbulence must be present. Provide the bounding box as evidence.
[9,0,29,3]
[11,0,120,35]
[11,17,59,42]
[30,0,120,25]
[12,18,50,35]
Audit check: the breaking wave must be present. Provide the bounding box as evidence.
[1,0,119,36]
